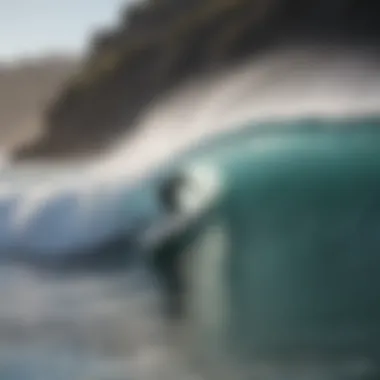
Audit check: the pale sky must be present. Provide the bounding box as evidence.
[0,0,130,61]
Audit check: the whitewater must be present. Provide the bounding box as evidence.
[1,44,380,379]
[3,44,380,257]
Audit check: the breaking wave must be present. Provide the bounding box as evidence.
[3,44,380,260]
[0,43,380,379]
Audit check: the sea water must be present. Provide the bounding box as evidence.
[1,44,380,379]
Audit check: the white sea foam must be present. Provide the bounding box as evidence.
[0,42,379,379]
[2,43,380,256]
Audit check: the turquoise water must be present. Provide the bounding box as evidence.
[2,116,380,379]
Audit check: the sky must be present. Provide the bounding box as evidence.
[0,0,131,61]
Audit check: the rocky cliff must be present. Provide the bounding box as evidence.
[0,56,76,151]
[15,0,380,160]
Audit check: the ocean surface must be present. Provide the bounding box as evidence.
[1,44,380,379]
[0,162,180,380]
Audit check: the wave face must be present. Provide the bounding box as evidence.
[3,44,380,259]
[1,44,380,378]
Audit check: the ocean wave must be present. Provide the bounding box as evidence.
[3,44,380,261]
[0,162,160,259]
[0,43,379,379]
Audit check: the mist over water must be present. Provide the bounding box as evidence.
[1,43,380,378]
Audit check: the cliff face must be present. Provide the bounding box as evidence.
[15,0,380,160]
[0,56,76,151]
